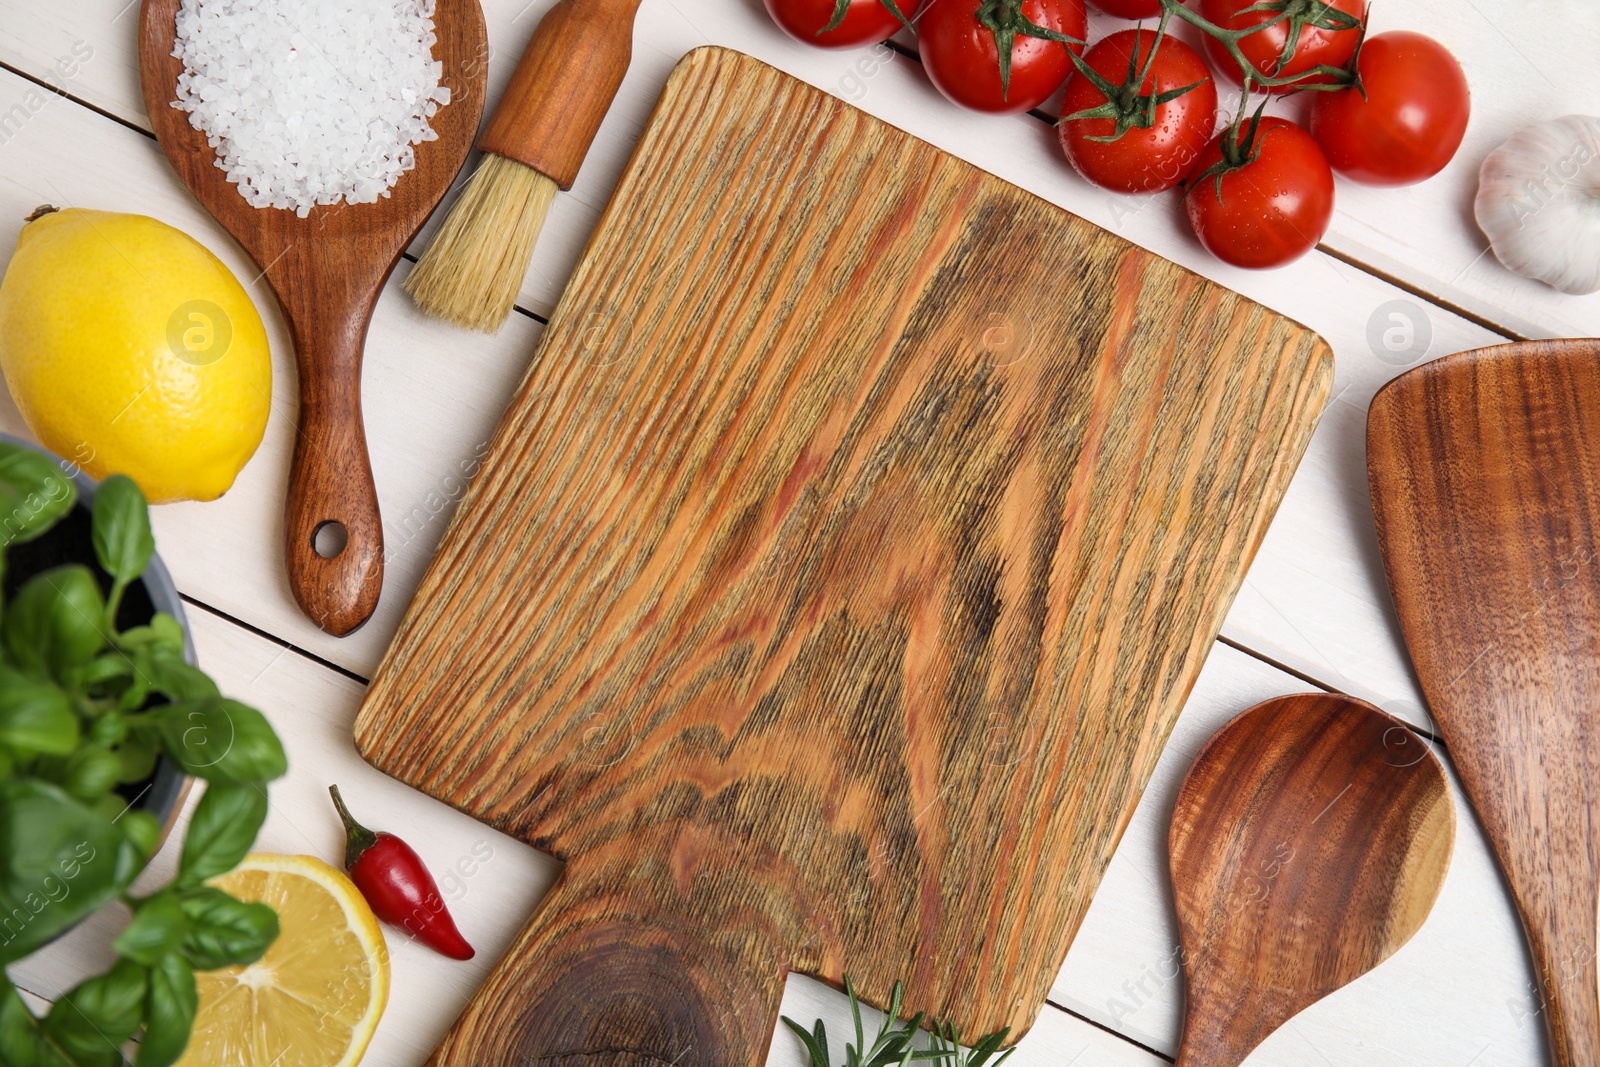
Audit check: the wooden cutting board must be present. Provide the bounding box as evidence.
[1368,340,1600,1067]
[355,46,1332,1067]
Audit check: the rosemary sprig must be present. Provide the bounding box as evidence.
[928,1022,1015,1067]
[781,978,1015,1067]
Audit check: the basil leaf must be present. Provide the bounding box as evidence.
[36,1041,72,1067]
[89,793,127,822]
[58,743,120,801]
[139,653,217,703]
[133,954,196,1067]
[120,811,161,862]
[137,699,286,783]
[179,783,267,886]
[0,666,77,756]
[177,886,278,970]
[0,976,39,1067]
[91,475,153,598]
[150,612,184,649]
[113,740,158,785]
[4,565,107,682]
[116,613,184,657]
[114,890,187,966]
[76,653,134,692]
[0,444,75,550]
[43,958,147,1066]
[0,779,141,962]
[88,710,128,748]
[115,667,150,714]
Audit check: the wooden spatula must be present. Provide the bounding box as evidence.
[354,48,1334,1067]
[1369,340,1600,1067]
[137,0,487,635]
[1169,693,1454,1067]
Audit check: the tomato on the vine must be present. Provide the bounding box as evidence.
[918,0,1087,114]
[1058,29,1217,193]
[1197,0,1364,93]
[763,0,911,48]
[1185,116,1334,268]
[1308,31,1470,186]
[1087,0,1163,17]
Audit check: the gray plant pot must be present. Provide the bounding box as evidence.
[0,433,192,850]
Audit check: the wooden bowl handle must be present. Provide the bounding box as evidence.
[282,302,384,637]
[427,859,787,1067]
[477,0,644,190]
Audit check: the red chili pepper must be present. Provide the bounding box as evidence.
[328,784,475,961]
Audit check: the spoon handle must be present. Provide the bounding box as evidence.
[1519,863,1600,1067]
[283,299,384,636]
[1173,1009,1252,1067]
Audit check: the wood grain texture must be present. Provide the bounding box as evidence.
[1169,693,1455,1067]
[478,0,643,189]
[1368,340,1600,1067]
[355,46,1333,1067]
[136,0,487,635]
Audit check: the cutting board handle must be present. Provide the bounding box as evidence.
[428,859,788,1067]
[282,299,384,637]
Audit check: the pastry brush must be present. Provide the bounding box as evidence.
[406,0,643,332]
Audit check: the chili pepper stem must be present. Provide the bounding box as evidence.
[329,784,380,869]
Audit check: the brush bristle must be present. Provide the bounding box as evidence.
[404,153,556,333]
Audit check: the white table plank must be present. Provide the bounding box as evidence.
[1316,0,1600,341]
[0,6,1574,1067]
[9,606,561,1066]
[0,58,1506,734]
[4,0,1597,341]
[6,602,1542,1067]
[0,67,541,677]
[1050,641,1544,1067]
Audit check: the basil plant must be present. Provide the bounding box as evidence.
[0,442,286,1066]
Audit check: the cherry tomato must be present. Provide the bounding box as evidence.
[1197,0,1364,94]
[1087,0,1162,16]
[1058,30,1216,193]
[1184,117,1334,269]
[763,0,909,48]
[918,0,1087,114]
[1308,31,1470,186]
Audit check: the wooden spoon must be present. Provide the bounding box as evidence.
[137,0,488,635]
[1369,340,1600,1067]
[1169,693,1455,1067]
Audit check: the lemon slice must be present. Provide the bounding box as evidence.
[177,853,390,1067]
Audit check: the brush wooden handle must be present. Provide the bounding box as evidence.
[426,846,788,1067]
[282,291,384,637]
[479,0,644,190]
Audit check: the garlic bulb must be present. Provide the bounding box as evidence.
[1474,115,1600,295]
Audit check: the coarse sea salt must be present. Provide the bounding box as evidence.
[170,0,452,217]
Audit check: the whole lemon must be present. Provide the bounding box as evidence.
[0,207,270,503]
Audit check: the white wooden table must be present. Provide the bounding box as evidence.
[1,2,1595,1064]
